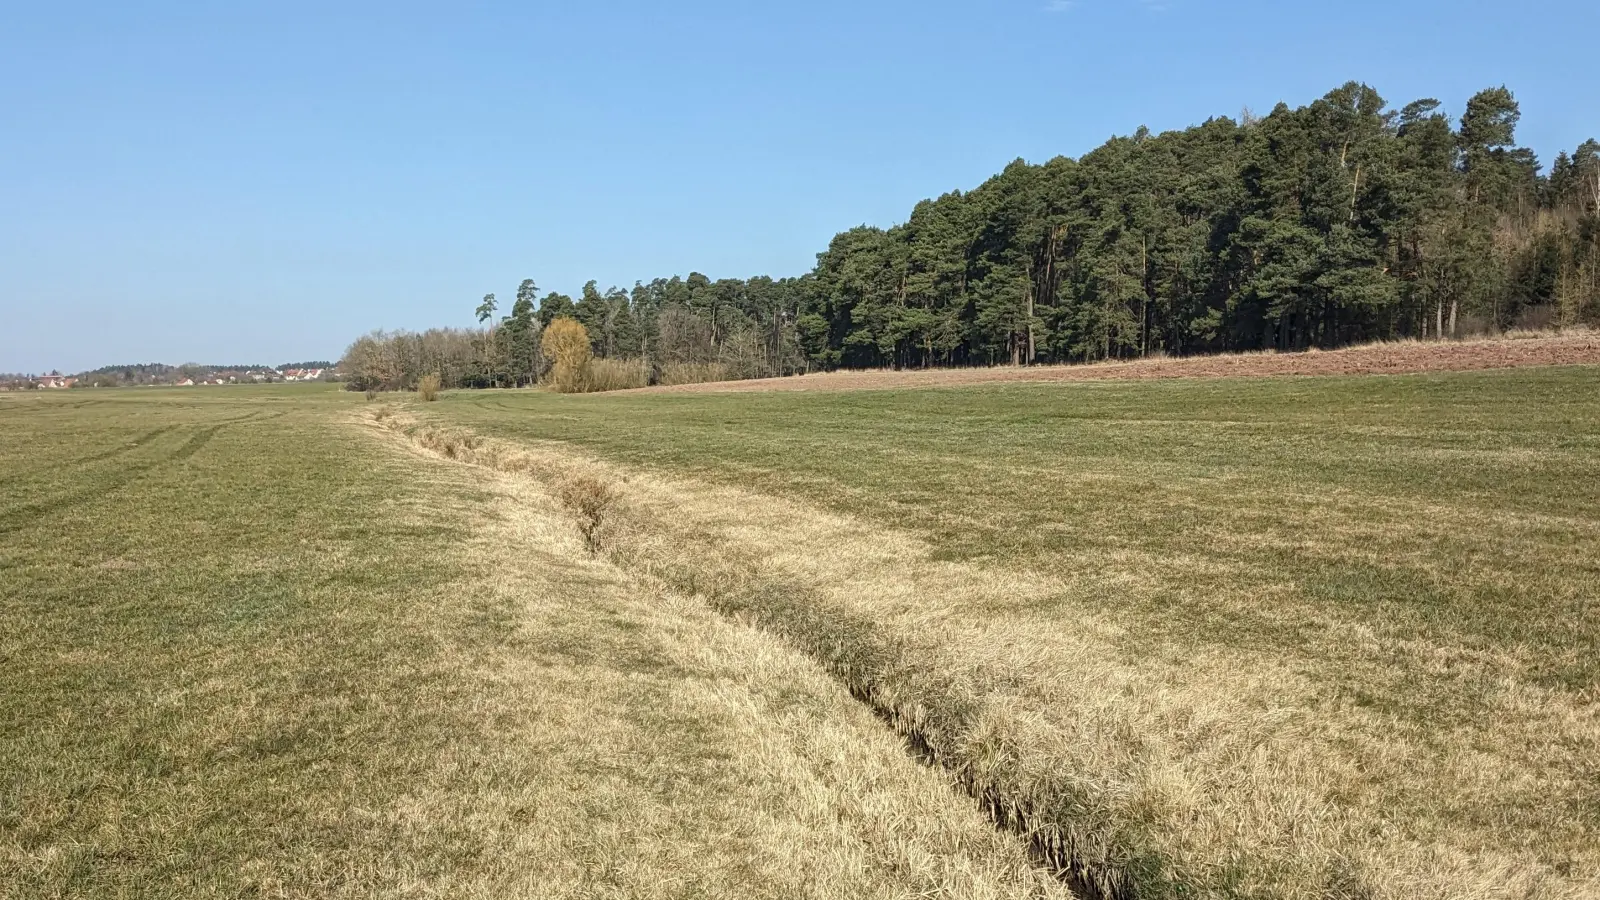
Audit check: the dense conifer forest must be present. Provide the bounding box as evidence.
[344,82,1599,390]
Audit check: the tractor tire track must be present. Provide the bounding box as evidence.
[0,424,226,537]
[0,426,180,490]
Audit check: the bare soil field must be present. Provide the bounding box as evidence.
[639,331,1600,394]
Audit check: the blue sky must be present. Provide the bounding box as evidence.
[2,0,1595,373]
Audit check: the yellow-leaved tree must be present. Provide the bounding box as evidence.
[541,318,592,393]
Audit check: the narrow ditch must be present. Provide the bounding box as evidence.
[700,581,1159,900]
[852,676,1134,900]
[379,412,1170,900]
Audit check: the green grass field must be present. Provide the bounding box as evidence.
[5,367,1598,899]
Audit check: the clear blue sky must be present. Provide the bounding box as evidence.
[3,0,1595,373]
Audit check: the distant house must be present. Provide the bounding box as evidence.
[176,378,195,387]
[37,375,76,389]
[280,368,325,382]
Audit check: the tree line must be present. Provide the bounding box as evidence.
[67,363,335,388]
[342,275,808,390]
[344,81,1599,390]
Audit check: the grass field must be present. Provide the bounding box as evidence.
[403,365,1600,900]
[0,386,1065,899]
[5,365,1598,899]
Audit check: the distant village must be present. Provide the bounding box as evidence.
[1,364,339,391]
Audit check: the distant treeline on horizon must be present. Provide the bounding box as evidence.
[0,362,338,389]
[346,81,1600,391]
[365,80,1587,390]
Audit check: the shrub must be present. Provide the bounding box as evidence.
[417,373,442,402]
[428,430,479,460]
[365,389,378,402]
[659,362,731,386]
[1513,304,1559,333]
[542,318,593,393]
[557,472,617,552]
[586,357,649,393]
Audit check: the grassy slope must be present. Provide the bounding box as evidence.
[0,387,1065,900]
[423,366,1600,899]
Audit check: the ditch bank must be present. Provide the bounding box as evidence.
[369,407,1174,900]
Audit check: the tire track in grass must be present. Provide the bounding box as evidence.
[72,425,180,465]
[0,397,105,414]
[0,423,228,536]
[0,425,179,489]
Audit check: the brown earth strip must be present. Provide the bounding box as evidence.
[630,332,1600,395]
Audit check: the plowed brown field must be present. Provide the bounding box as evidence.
[637,331,1600,394]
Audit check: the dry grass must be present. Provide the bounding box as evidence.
[633,328,1600,394]
[369,418,1073,900]
[555,471,617,551]
[585,357,651,392]
[399,364,1600,900]
[417,372,441,401]
[659,361,731,386]
[0,387,1072,899]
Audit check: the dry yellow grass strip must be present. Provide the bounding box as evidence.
[365,413,1072,900]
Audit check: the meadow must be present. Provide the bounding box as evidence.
[408,364,1600,900]
[0,386,1064,899]
[5,364,1597,900]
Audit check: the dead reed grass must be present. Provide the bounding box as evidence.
[585,357,651,392]
[659,361,731,386]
